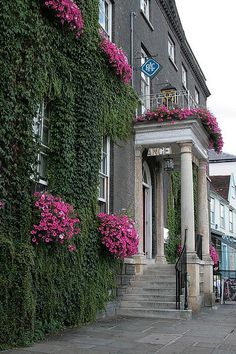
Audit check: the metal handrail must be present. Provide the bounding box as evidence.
[175,229,188,310]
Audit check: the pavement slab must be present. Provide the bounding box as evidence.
[2,303,236,354]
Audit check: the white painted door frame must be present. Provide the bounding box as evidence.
[142,161,152,259]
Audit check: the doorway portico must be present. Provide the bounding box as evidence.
[133,118,214,312]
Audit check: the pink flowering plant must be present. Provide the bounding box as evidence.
[97,212,139,259]
[209,244,219,266]
[44,0,84,38]
[135,106,223,153]
[100,33,132,84]
[31,192,80,251]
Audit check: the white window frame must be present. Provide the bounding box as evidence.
[33,102,49,186]
[168,36,175,63]
[99,0,112,39]
[140,0,150,20]
[182,64,187,89]
[99,137,110,212]
[210,197,215,225]
[229,209,233,232]
[194,87,200,105]
[220,203,225,229]
[141,48,150,113]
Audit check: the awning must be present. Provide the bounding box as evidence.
[212,233,236,250]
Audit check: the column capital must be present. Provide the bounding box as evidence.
[135,145,144,158]
[198,159,208,170]
[179,141,193,154]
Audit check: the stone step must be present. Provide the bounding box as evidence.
[117,308,192,320]
[126,287,176,295]
[129,280,176,288]
[122,294,176,302]
[143,269,176,275]
[120,300,176,309]
[134,275,176,281]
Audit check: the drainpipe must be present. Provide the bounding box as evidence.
[130,11,136,88]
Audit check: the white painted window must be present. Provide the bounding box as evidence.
[141,48,150,113]
[229,209,233,232]
[33,102,50,186]
[168,36,175,63]
[141,0,150,20]
[220,203,225,228]
[99,0,112,39]
[210,197,215,224]
[195,87,200,105]
[182,64,187,88]
[99,137,110,212]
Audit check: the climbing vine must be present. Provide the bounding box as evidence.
[165,164,199,263]
[0,0,137,349]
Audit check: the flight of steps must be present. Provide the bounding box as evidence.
[118,263,192,320]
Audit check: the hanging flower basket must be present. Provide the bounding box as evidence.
[97,212,139,259]
[210,244,219,265]
[135,106,223,153]
[44,0,84,38]
[100,33,132,84]
[31,192,80,251]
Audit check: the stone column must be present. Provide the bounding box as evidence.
[180,142,200,312]
[198,159,214,306]
[180,142,195,251]
[155,163,166,263]
[134,145,145,273]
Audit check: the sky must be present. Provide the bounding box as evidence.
[175,0,236,155]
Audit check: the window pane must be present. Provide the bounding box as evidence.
[99,176,105,199]
[99,0,105,28]
[39,153,48,180]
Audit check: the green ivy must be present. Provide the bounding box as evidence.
[165,165,199,263]
[165,172,181,263]
[0,0,138,348]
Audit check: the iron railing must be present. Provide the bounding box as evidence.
[139,89,199,114]
[195,234,203,260]
[175,229,188,310]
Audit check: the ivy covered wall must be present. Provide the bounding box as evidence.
[0,0,137,348]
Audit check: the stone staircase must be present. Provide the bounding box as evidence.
[118,263,192,320]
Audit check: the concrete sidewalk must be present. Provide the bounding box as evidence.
[3,303,236,354]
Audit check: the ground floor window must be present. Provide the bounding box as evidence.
[99,137,110,212]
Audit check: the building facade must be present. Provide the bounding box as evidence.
[100,0,215,311]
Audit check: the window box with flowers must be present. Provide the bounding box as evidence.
[43,0,84,38]
[31,192,80,252]
[97,212,139,259]
[100,33,132,85]
[135,106,223,153]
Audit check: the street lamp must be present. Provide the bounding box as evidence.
[163,157,174,172]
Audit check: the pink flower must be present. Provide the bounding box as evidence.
[0,200,5,209]
[100,33,132,84]
[68,244,76,252]
[97,212,139,259]
[134,106,223,153]
[31,192,80,250]
[44,0,84,38]
[209,244,219,265]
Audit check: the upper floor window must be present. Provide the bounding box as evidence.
[33,102,50,186]
[210,197,215,224]
[99,0,112,39]
[229,209,233,232]
[182,64,187,88]
[141,0,150,20]
[99,137,110,212]
[140,48,150,113]
[220,203,225,228]
[194,87,200,105]
[168,36,175,63]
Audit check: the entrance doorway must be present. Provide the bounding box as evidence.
[142,161,152,259]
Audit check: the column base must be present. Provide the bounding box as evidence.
[133,253,146,274]
[155,255,167,264]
